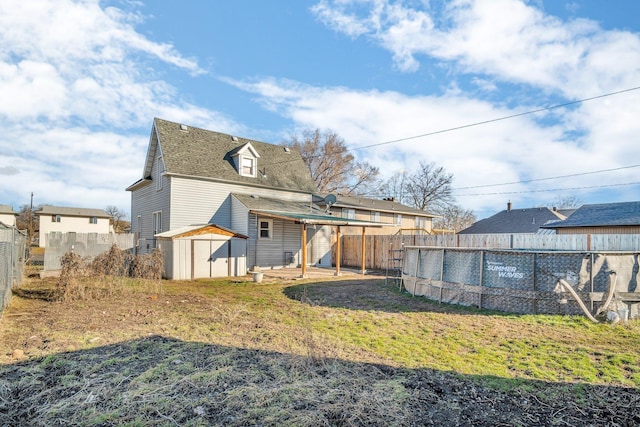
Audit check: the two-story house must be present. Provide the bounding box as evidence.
[35,205,111,247]
[315,195,437,235]
[0,205,18,228]
[127,118,381,280]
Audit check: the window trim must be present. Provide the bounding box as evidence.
[258,218,273,240]
[52,214,61,223]
[240,155,257,177]
[89,216,98,224]
[152,211,162,235]
[341,208,355,220]
[395,213,402,226]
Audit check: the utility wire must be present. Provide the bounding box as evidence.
[453,164,640,190]
[455,181,640,197]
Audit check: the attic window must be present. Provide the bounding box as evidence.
[241,156,256,177]
[179,124,188,131]
[231,136,239,142]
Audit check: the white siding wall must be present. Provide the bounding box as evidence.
[247,213,304,269]
[0,214,16,227]
[38,215,110,247]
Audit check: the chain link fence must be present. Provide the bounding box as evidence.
[44,232,135,271]
[402,246,640,319]
[0,227,27,313]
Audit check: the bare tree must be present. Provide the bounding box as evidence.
[431,203,476,232]
[548,195,583,209]
[405,161,453,211]
[285,129,379,195]
[378,171,411,205]
[16,204,39,244]
[105,205,130,233]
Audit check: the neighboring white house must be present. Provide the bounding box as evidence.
[127,118,382,279]
[0,205,18,227]
[36,205,111,247]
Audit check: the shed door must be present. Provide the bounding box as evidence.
[193,240,229,278]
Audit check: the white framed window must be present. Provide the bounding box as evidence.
[258,218,273,239]
[156,156,165,191]
[153,211,162,235]
[395,214,402,225]
[52,214,61,223]
[342,208,355,219]
[89,216,98,224]
[370,211,380,222]
[415,216,426,229]
[241,156,256,177]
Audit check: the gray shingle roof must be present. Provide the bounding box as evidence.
[36,205,110,218]
[318,194,437,217]
[152,118,316,193]
[541,201,640,228]
[0,205,17,215]
[458,207,566,234]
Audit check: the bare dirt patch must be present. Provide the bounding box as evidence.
[1,276,639,426]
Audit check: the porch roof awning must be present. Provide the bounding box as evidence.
[249,210,384,227]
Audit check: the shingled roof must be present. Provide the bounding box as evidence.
[35,205,110,218]
[540,201,640,229]
[137,118,316,193]
[458,206,567,234]
[317,194,437,218]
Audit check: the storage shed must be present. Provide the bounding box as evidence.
[155,224,248,280]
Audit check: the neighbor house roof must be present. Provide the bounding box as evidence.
[232,194,384,226]
[0,205,18,215]
[35,205,110,218]
[314,194,437,218]
[540,201,640,229]
[458,206,567,234]
[129,118,316,193]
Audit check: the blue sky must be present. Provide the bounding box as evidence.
[1,0,640,220]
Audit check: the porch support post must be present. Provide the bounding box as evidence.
[301,223,307,278]
[361,226,366,275]
[335,226,341,276]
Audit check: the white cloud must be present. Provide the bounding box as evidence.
[0,0,238,213]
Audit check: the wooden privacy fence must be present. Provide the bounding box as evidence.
[335,233,640,270]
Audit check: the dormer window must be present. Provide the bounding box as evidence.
[230,142,260,178]
[241,156,256,177]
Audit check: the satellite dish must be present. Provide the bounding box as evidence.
[324,194,337,207]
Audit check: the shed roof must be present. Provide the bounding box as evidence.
[132,118,316,193]
[541,201,640,228]
[156,224,247,239]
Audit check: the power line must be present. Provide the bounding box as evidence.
[453,164,640,190]
[267,85,640,167]
[454,181,640,197]
[348,85,640,152]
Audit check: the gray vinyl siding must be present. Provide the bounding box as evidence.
[247,213,302,269]
[130,155,170,253]
[169,177,311,230]
[231,196,249,235]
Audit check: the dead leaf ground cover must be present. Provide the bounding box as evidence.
[1,274,639,426]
